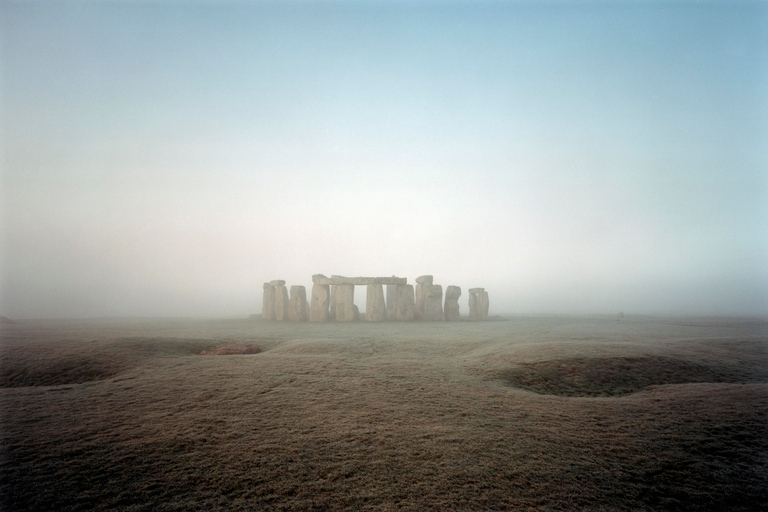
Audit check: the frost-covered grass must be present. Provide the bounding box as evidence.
[1,316,766,511]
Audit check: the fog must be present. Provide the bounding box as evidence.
[2,1,766,318]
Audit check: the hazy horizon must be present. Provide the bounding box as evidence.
[2,1,767,319]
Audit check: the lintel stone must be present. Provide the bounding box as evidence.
[314,276,407,286]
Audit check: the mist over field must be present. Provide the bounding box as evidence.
[1,0,766,319]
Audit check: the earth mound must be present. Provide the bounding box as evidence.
[499,355,759,397]
[199,343,261,356]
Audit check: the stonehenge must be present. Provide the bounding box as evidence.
[261,275,489,323]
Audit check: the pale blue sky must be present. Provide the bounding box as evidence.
[2,1,766,317]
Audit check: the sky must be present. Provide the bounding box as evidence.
[1,0,767,318]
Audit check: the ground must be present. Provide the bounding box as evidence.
[1,315,766,511]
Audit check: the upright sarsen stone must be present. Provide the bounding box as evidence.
[444,285,461,321]
[288,285,308,321]
[423,284,443,321]
[394,284,415,321]
[414,275,433,320]
[309,283,331,322]
[366,284,387,322]
[479,291,489,320]
[274,284,290,321]
[386,282,397,320]
[329,285,337,319]
[468,288,482,320]
[262,283,275,320]
[334,284,355,322]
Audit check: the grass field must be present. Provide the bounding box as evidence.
[1,315,766,511]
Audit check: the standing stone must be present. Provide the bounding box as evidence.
[444,285,461,321]
[334,284,355,322]
[393,284,416,321]
[288,285,308,321]
[469,288,480,320]
[468,288,484,320]
[479,291,490,320]
[274,284,290,321]
[414,275,433,320]
[309,283,331,322]
[423,284,443,321]
[262,283,275,321]
[366,284,387,322]
[329,285,337,319]
[386,280,397,320]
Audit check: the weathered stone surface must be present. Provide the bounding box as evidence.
[468,291,480,320]
[311,274,327,282]
[329,285,337,319]
[423,284,443,321]
[274,285,289,321]
[309,284,331,322]
[468,287,484,294]
[365,284,387,322]
[394,284,415,321]
[444,285,461,321]
[334,284,355,322]
[314,276,407,285]
[479,291,489,320]
[353,304,360,321]
[288,285,308,321]
[269,280,286,287]
[415,275,433,285]
[262,283,275,321]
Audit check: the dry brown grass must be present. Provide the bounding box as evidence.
[1,315,766,511]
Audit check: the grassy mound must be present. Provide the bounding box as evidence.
[499,355,761,397]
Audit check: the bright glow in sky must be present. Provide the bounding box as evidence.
[1,1,767,318]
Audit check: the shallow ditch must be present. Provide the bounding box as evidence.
[498,355,765,397]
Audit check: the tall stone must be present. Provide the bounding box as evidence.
[329,285,337,319]
[414,275,433,320]
[288,285,308,321]
[423,284,443,321]
[468,288,484,320]
[479,291,490,320]
[393,284,415,321]
[274,284,290,321]
[262,283,275,320]
[366,284,387,322]
[386,281,397,320]
[444,285,461,321]
[334,284,355,322]
[309,283,331,322]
